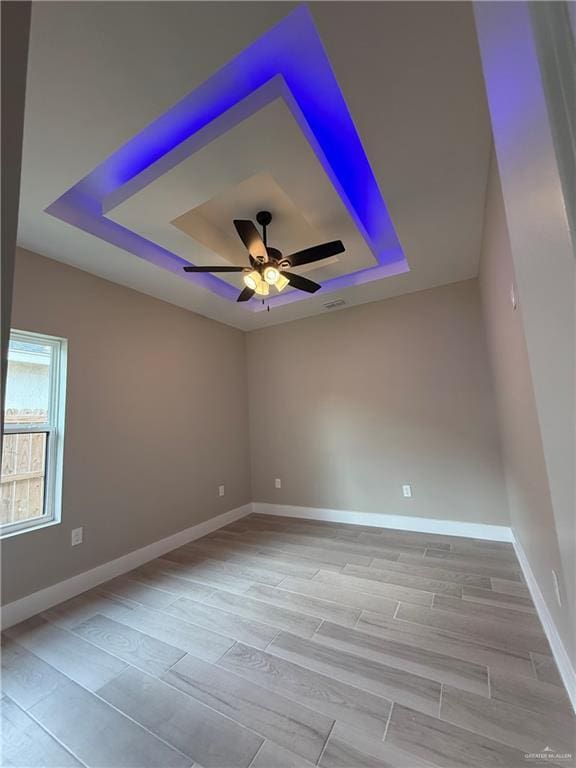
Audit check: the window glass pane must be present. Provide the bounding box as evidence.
[1,432,47,526]
[4,339,52,424]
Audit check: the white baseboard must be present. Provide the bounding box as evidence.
[1,503,252,630]
[512,535,576,713]
[252,502,513,542]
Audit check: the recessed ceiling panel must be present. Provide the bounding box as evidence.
[170,173,342,277]
[106,98,376,292]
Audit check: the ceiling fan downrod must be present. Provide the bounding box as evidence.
[256,210,272,249]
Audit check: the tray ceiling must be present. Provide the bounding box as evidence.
[18,2,491,330]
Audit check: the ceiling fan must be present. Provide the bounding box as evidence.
[183,211,345,302]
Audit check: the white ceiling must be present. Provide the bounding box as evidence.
[18,2,492,331]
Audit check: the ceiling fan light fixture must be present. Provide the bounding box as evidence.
[275,274,289,292]
[255,280,270,296]
[263,265,280,285]
[243,270,261,291]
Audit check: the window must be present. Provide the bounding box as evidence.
[1,330,67,536]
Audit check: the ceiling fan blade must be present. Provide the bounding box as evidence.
[183,265,245,273]
[286,240,345,267]
[233,220,268,262]
[280,271,321,294]
[236,286,256,301]
[237,286,255,302]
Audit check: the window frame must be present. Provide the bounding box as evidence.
[1,329,67,537]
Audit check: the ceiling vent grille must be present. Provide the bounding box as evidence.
[322,298,346,310]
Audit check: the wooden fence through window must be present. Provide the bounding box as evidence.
[1,410,48,525]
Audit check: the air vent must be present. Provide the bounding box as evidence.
[322,298,346,310]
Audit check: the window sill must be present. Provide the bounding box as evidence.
[1,518,61,540]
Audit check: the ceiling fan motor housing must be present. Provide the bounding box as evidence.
[266,247,283,263]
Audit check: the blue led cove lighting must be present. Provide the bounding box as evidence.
[46,5,407,308]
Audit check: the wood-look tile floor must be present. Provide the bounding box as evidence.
[2,514,575,768]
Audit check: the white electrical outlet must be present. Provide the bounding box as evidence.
[552,569,562,607]
[219,485,225,497]
[71,527,83,546]
[402,484,412,498]
[275,478,282,489]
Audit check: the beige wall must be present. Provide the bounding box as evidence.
[478,152,575,664]
[247,279,509,525]
[2,248,251,604]
[475,2,575,662]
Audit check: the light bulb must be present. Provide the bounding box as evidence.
[275,274,289,292]
[243,270,261,290]
[263,266,280,285]
[255,281,270,296]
